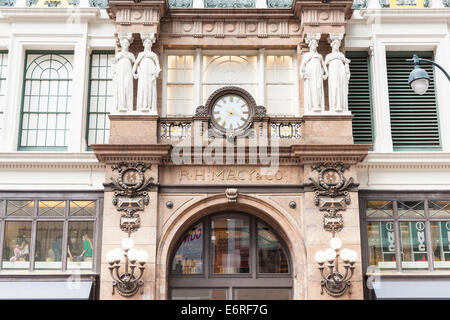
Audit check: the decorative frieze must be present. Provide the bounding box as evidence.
[271,122,301,139]
[160,122,192,139]
[204,0,255,8]
[160,19,302,39]
[168,0,193,8]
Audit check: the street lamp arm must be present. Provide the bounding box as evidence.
[407,55,450,82]
[418,58,450,82]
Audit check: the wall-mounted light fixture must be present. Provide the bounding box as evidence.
[314,237,358,297]
[106,237,149,297]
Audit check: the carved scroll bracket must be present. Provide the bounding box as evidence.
[110,162,156,235]
[308,162,357,235]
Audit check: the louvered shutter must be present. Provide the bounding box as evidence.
[386,52,440,150]
[347,52,373,145]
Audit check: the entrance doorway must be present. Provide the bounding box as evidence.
[168,212,293,300]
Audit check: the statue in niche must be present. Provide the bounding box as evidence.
[325,34,351,113]
[112,33,135,112]
[300,33,328,113]
[132,33,161,114]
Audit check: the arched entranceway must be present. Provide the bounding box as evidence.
[168,212,293,300]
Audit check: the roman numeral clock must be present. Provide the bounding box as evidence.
[196,86,266,139]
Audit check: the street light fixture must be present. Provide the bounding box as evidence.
[314,237,358,297]
[407,54,450,95]
[106,237,149,297]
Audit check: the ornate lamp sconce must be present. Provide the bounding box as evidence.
[309,162,355,235]
[106,237,149,297]
[314,237,358,297]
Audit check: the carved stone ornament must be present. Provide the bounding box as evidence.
[194,105,209,117]
[226,188,238,203]
[309,162,355,235]
[110,162,154,235]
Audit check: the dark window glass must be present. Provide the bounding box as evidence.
[367,221,396,270]
[171,288,227,300]
[234,288,290,300]
[67,221,94,270]
[35,221,64,269]
[2,221,32,269]
[399,221,428,270]
[171,222,203,274]
[211,216,250,274]
[257,222,289,273]
[38,200,65,216]
[431,221,450,270]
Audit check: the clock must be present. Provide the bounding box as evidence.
[203,86,261,138]
[212,94,250,131]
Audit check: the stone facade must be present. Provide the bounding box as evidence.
[91,0,371,300]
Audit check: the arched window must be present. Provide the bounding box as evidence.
[169,212,292,300]
[20,52,73,150]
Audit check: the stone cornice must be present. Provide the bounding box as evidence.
[0,8,102,22]
[291,144,371,164]
[91,143,371,165]
[357,152,450,169]
[360,8,450,22]
[0,152,104,169]
[91,144,172,164]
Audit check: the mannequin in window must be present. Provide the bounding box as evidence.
[325,33,351,113]
[132,33,161,114]
[80,233,93,262]
[300,33,328,113]
[67,235,82,262]
[10,234,29,262]
[113,33,135,112]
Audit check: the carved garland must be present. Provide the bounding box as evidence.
[309,162,355,235]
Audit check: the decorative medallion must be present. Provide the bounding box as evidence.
[309,162,355,235]
[110,162,155,235]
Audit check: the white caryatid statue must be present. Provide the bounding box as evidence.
[113,33,135,112]
[132,33,161,114]
[325,33,351,113]
[300,33,328,113]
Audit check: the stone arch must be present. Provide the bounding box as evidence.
[155,193,307,300]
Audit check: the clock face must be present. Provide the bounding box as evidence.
[211,94,250,131]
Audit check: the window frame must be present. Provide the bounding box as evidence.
[18,50,75,151]
[0,191,103,274]
[360,191,450,274]
[385,50,441,151]
[86,50,115,150]
[162,50,297,117]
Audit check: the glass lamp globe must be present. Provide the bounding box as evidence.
[127,248,139,262]
[324,248,337,262]
[106,250,116,263]
[340,248,351,261]
[314,250,326,263]
[408,66,430,95]
[113,248,124,262]
[330,237,342,250]
[137,250,149,263]
[349,250,358,263]
[121,237,134,250]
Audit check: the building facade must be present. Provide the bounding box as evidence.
[0,0,449,300]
